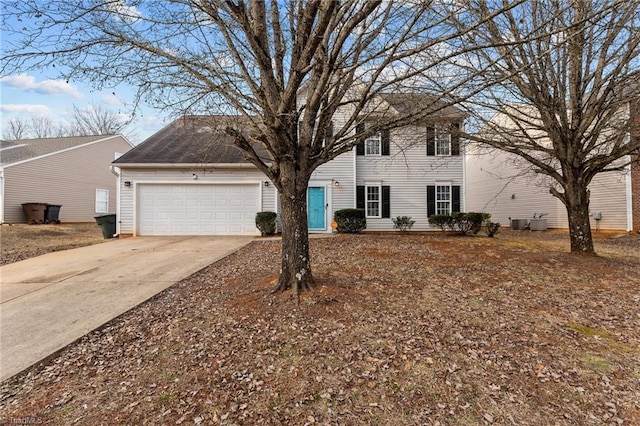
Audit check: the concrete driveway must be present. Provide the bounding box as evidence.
[0,236,253,382]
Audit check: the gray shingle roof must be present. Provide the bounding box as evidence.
[379,93,468,120]
[0,135,114,166]
[113,116,268,165]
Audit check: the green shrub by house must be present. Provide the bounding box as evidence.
[428,214,453,232]
[486,221,501,237]
[392,216,416,232]
[428,212,490,236]
[334,209,366,233]
[255,211,277,236]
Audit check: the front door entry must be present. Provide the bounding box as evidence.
[307,186,326,230]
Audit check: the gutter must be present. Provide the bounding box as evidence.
[112,163,262,169]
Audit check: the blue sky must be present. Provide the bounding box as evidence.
[0,71,168,144]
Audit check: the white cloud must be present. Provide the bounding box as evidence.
[101,93,124,106]
[0,104,52,116]
[0,74,84,99]
[108,1,142,23]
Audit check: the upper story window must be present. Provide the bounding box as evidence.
[427,123,461,156]
[356,124,390,156]
[365,133,381,156]
[435,126,451,156]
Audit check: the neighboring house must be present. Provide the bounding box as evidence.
[466,102,639,233]
[0,135,134,223]
[113,94,467,237]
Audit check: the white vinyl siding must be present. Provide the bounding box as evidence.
[95,189,109,213]
[357,125,464,230]
[465,144,630,231]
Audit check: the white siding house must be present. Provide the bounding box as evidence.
[465,102,639,232]
[114,96,467,237]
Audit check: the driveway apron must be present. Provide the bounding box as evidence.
[0,236,253,382]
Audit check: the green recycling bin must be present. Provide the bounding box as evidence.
[94,214,117,239]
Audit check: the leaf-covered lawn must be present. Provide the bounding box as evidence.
[1,231,639,425]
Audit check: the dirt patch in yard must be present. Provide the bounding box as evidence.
[0,223,106,266]
[1,230,639,425]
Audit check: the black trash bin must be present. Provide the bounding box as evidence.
[94,214,117,239]
[22,203,47,224]
[45,204,62,224]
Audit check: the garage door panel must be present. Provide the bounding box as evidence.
[138,183,260,236]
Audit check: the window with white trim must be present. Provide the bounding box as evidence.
[435,125,451,156]
[366,185,381,217]
[95,189,109,213]
[365,132,381,156]
[436,185,451,215]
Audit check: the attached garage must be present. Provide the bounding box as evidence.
[137,183,261,236]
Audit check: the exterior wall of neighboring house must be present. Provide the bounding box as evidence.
[356,124,465,230]
[632,155,640,233]
[2,136,132,223]
[116,166,276,235]
[465,147,631,231]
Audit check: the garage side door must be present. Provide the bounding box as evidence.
[137,184,260,235]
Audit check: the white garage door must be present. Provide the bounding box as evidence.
[137,184,260,235]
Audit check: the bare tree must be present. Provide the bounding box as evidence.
[452,0,640,254]
[2,118,29,140]
[28,117,56,138]
[2,1,524,292]
[69,102,131,136]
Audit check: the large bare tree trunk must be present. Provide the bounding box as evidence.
[272,165,314,293]
[562,183,595,255]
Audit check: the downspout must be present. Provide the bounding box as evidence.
[110,165,121,236]
[625,160,633,232]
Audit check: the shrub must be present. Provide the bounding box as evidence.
[334,209,366,233]
[429,212,488,236]
[486,222,501,237]
[428,214,452,233]
[455,212,486,235]
[255,211,277,236]
[392,216,416,232]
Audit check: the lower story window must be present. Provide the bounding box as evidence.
[436,185,451,215]
[95,189,109,213]
[366,186,380,217]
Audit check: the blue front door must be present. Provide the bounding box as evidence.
[307,186,326,230]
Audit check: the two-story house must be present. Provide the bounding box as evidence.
[112,94,466,236]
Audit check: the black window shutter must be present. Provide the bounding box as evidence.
[356,185,365,209]
[381,129,390,156]
[356,123,365,155]
[427,185,436,217]
[382,186,391,218]
[426,126,435,156]
[451,123,460,156]
[452,186,461,213]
